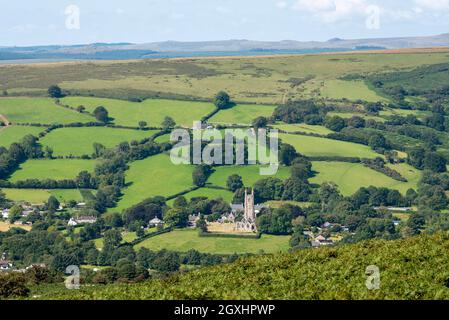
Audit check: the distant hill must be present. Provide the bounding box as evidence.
[2,33,449,61]
[33,232,449,300]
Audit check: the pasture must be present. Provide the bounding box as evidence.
[273,123,333,135]
[60,97,215,127]
[9,159,96,182]
[40,127,159,156]
[209,104,276,125]
[207,165,291,188]
[2,188,84,204]
[0,126,45,148]
[320,80,388,102]
[167,188,234,206]
[310,161,419,196]
[0,97,94,124]
[113,153,195,212]
[278,133,379,158]
[134,229,290,254]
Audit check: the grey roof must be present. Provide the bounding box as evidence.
[231,204,244,212]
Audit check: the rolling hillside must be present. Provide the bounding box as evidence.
[32,233,449,300]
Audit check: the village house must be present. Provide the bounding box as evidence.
[0,253,12,272]
[68,216,97,226]
[188,214,200,228]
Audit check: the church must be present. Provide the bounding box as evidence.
[230,189,267,233]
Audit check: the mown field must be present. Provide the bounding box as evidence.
[320,80,388,102]
[0,97,93,124]
[207,165,290,188]
[113,153,195,212]
[0,126,45,148]
[278,133,379,158]
[60,97,215,127]
[273,123,333,135]
[9,159,96,182]
[31,232,449,300]
[40,127,159,157]
[209,104,276,125]
[166,188,234,206]
[134,229,290,254]
[1,188,84,204]
[310,161,421,195]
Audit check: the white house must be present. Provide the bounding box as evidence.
[68,216,97,226]
[149,217,164,227]
[1,209,9,219]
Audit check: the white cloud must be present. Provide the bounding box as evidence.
[415,0,449,11]
[292,0,372,23]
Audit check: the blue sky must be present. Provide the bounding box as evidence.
[1,0,449,46]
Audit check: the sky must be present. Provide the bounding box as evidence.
[1,0,449,46]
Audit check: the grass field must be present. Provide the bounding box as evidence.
[310,161,420,195]
[207,165,291,188]
[320,80,388,102]
[40,127,159,156]
[0,97,94,124]
[113,154,195,212]
[0,125,45,148]
[61,97,215,127]
[134,229,290,254]
[167,188,235,206]
[272,123,333,135]
[2,188,84,204]
[209,104,276,125]
[9,159,96,182]
[279,133,379,158]
[326,111,386,122]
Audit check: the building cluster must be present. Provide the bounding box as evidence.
[215,189,266,233]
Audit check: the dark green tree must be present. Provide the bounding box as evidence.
[48,85,62,98]
[227,174,244,192]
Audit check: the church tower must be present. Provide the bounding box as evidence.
[244,188,256,222]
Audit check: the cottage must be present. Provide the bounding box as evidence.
[149,217,164,227]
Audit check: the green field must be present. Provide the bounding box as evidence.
[0,126,45,148]
[40,127,159,156]
[279,133,379,158]
[310,161,420,195]
[208,165,290,188]
[113,154,195,212]
[320,80,387,102]
[61,97,215,127]
[167,188,234,206]
[9,159,96,182]
[0,97,94,124]
[2,188,83,204]
[209,104,276,125]
[134,229,290,254]
[327,111,386,122]
[273,123,333,135]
